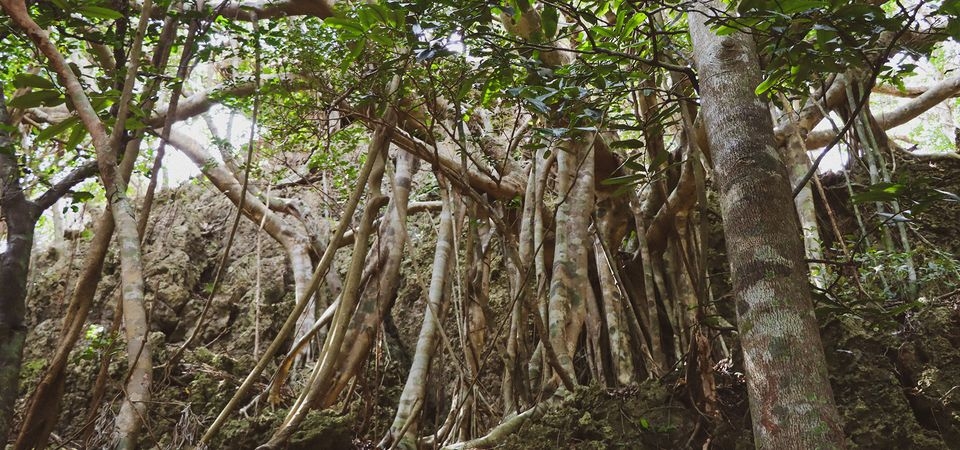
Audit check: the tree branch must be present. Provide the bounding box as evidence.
[214,0,334,21]
[145,74,303,127]
[805,74,960,149]
[31,161,99,212]
[873,82,955,98]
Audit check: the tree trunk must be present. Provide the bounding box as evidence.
[688,3,845,448]
[381,183,454,449]
[778,111,826,288]
[322,150,418,406]
[14,139,137,450]
[0,3,154,446]
[0,92,32,443]
[546,135,595,381]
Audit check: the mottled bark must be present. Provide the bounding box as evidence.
[103,5,155,445]
[547,135,595,378]
[778,109,825,288]
[503,152,543,412]
[805,74,960,149]
[256,101,395,448]
[689,2,844,448]
[163,131,316,333]
[200,118,385,444]
[322,150,418,406]
[14,140,136,450]
[629,197,667,375]
[595,198,635,386]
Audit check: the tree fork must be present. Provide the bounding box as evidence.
[1,0,155,446]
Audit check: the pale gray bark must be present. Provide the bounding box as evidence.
[777,107,826,288]
[381,185,454,449]
[805,74,960,149]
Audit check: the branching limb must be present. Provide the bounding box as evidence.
[805,74,960,149]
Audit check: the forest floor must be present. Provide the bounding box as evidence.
[13,155,960,449]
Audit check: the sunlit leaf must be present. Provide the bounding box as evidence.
[852,182,905,203]
[755,74,779,96]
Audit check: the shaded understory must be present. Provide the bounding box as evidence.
[13,156,960,448]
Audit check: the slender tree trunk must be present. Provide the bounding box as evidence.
[380,183,454,449]
[0,92,32,443]
[1,2,154,446]
[688,3,845,448]
[594,199,635,386]
[322,150,419,406]
[779,111,826,288]
[15,139,137,450]
[257,100,395,448]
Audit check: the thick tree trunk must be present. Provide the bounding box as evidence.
[547,135,595,379]
[688,2,845,448]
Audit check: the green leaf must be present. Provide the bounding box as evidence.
[365,4,394,26]
[542,5,558,39]
[886,301,922,316]
[64,124,87,150]
[13,73,56,90]
[814,24,837,49]
[536,127,567,137]
[79,6,124,20]
[325,16,365,36]
[777,0,826,14]
[526,98,550,115]
[36,116,78,142]
[715,24,738,36]
[852,182,905,203]
[622,12,645,35]
[70,190,95,204]
[755,74,779,96]
[124,117,147,131]
[346,38,366,63]
[610,138,644,149]
[7,90,62,109]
